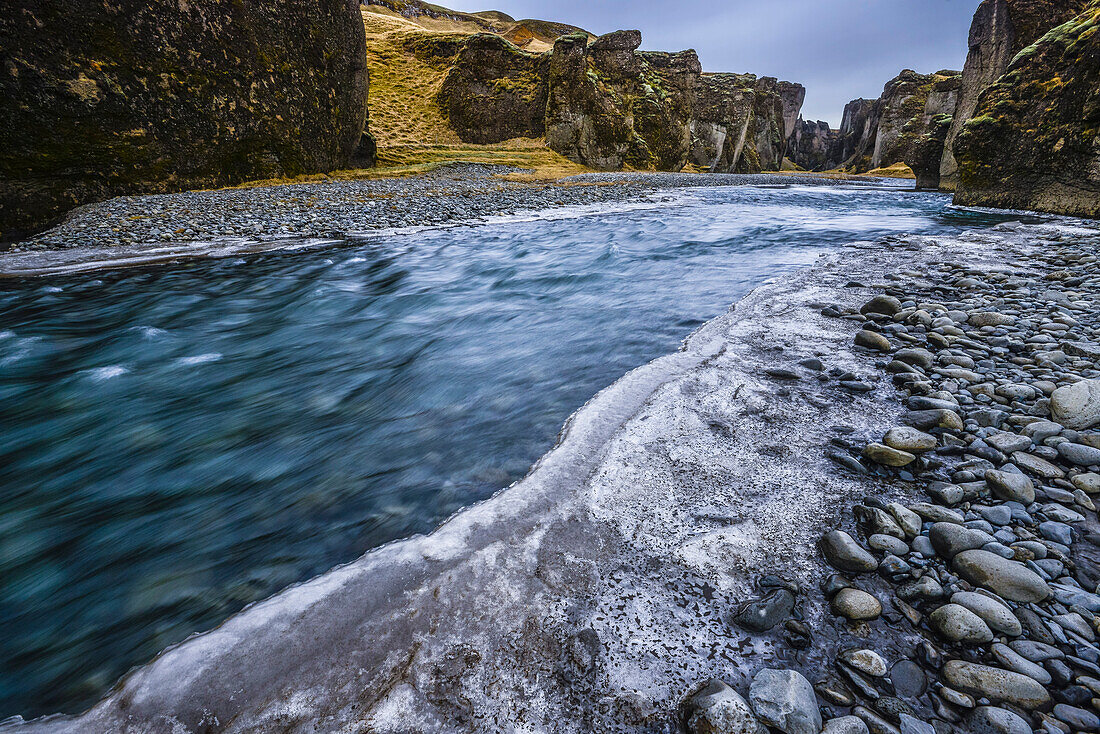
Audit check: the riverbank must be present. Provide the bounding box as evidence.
[11,214,1100,733]
[0,165,890,277]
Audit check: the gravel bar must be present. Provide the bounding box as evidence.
[2,164,886,260]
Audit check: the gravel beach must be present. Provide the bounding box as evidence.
[0,165,885,275]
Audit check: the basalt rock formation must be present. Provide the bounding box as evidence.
[786,120,842,172]
[0,0,370,241]
[834,99,878,169]
[689,75,805,173]
[785,70,960,177]
[438,34,550,144]
[689,74,758,172]
[439,28,802,173]
[545,31,703,171]
[954,0,1100,216]
[940,0,1089,190]
[852,69,962,175]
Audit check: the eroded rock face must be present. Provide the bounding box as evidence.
[689,75,804,173]
[689,74,757,172]
[787,119,842,171]
[940,0,1089,190]
[438,34,549,144]
[835,99,878,171]
[828,69,960,176]
[425,26,801,173]
[544,31,703,171]
[0,0,370,240]
[953,1,1100,217]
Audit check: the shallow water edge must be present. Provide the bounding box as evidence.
[10,217,1093,732]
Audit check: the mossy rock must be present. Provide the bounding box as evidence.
[0,0,370,240]
[954,1,1100,216]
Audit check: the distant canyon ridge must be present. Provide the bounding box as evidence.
[0,0,1097,240]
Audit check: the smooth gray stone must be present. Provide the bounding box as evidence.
[952,550,1051,603]
[991,643,1052,684]
[749,668,822,734]
[1053,703,1100,731]
[1058,441,1100,466]
[966,706,1032,734]
[930,604,993,644]
[823,716,869,734]
[929,522,994,558]
[985,470,1036,504]
[942,661,1051,708]
[821,530,877,573]
[951,591,1022,636]
[1051,379,1100,430]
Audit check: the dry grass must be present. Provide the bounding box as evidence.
[362,10,462,146]
[862,162,916,179]
[378,141,589,179]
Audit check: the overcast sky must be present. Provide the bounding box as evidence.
[443,0,978,125]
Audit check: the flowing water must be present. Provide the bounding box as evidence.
[0,183,1021,719]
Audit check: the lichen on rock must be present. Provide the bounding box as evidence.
[953,0,1100,217]
[0,0,371,240]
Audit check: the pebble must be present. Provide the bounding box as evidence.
[985,470,1036,504]
[930,603,994,644]
[855,330,893,352]
[749,668,822,734]
[950,591,1022,636]
[832,588,882,620]
[684,679,759,734]
[821,530,878,573]
[1050,379,1100,430]
[952,549,1051,603]
[883,427,937,453]
[839,649,888,677]
[823,716,869,734]
[942,660,1052,707]
[966,706,1033,734]
[929,523,995,558]
[1057,442,1100,466]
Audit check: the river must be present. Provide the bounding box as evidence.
[0,182,1020,718]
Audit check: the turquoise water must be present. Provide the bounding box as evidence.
[0,184,1015,718]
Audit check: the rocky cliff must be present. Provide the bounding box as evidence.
[953,1,1100,216]
[0,0,370,241]
[688,75,804,173]
[436,28,801,173]
[438,34,549,143]
[834,99,878,170]
[849,69,961,175]
[786,70,960,177]
[544,31,702,170]
[688,74,757,172]
[939,0,1089,189]
[786,120,842,171]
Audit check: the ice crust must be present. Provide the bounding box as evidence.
[8,223,1069,733]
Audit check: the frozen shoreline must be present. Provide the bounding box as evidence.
[8,221,1058,733]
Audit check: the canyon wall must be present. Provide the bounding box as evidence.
[0,0,370,241]
[940,0,1089,190]
[953,0,1100,216]
[438,29,802,173]
[786,120,842,172]
[543,31,703,171]
[785,71,960,176]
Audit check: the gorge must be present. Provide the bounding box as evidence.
[1,1,1099,733]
